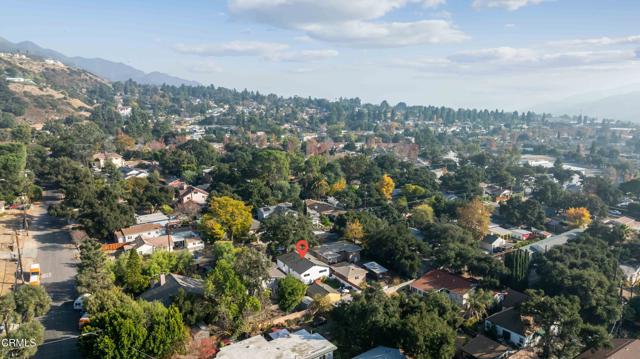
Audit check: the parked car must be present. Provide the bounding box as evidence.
[78,313,90,329]
[74,293,91,311]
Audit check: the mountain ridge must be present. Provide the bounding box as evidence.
[0,36,200,87]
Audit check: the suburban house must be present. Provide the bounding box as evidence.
[410,269,476,307]
[521,228,584,254]
[484,307,539,348]
[92,152,125,169]
[460,335,510,359]
[266,264,287,297]
[306,281,340,304]
[276,252,330,285]
[331,263,368,289]
[575,338,640,358]
[509,229,533,241]
[177,186,209,205]
[362,261,389,280]
[312,240,362,264]
[353,346,406,359]
[139,273,204,306]
[120,167,149,180]
[304,199,345,226]
[481,235,506,253]
[607,216,640,232]
[620,264,640,285]
[185,238,205,252]
[497,289,530,310]
[126,235,174,256]
[256,202,297,220]
[114,223,165,243]
[216,329,336,359]
[135,212,171,226]
[483,184,512,203]
[489,225,513,239]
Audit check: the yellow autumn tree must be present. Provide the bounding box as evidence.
[411,204,434,227]
[566,207,591,228]
[344,219,365,243]
[330,178,347,194]
[378,174,395,201]
[457,197,491,240]
[208,196,253,240]
[200,214,226,241]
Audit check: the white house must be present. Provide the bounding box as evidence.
[185,238,205,252]
[217,329,336,359]
[127,235,174,256]
[276,252,330,284]
[481,235,506,253]
[257,202,297,220]
[485,307,538,348]
[92,152,125,169]
[114,223,165,243]
[178,186,209,205]
[135,212,171,226]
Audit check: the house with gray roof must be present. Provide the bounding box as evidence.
[276,252,330,284]
[312,240,362,264]
[139,273,204,306]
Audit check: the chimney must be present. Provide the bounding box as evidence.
[159,274,166,286]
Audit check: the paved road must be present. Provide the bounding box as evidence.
[31,193,82,359]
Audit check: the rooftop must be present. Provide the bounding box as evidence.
[521,228,584,254]
[461,335,509,359]
[362,261,389,275]
[313,240,362,258]
[135,212,170,224]
[116,223,164,237]
[576,339,640,359]
[216,329,337,359]
[352,346,406,359]
[139,273,204,306]
[277,252,325,274]
[410,269,474,295]
[486,307,532,337]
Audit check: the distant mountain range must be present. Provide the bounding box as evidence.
[534,84,640,123]
[0,36,199,87]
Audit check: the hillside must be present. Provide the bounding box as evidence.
[0,53,110,123]
[0,36,199,86]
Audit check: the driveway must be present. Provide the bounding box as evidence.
[30,192,82,359]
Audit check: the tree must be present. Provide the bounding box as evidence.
[208,196,252,240]
[77,238,114,294]
[343,219,365,243]
[503,249,530,290]
[205,259,260,334]
[2,320,45,358]
[13,285,51,322]
[122,250,148,294]
[277,275,307,312]
[365,224,426,278]
[0,293,16,333]
[522,291,609,359]
[199,214,226,241]
[411,203,434,228]
[377,174,395,201]
[500,198,545,228]
[566,207,592,228]
[402,311,456,359]
[464,289,494,321]
[457,197,491,240]
[260,212,315,254]
[80,300,188,359]
[233,247,270,297]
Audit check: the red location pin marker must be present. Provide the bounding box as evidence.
[295,239,309,258]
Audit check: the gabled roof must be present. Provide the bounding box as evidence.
[576,339,640,359]
[501,288,530,309]
[313,240,362,259]
[307,282,338,297]
[410,269,474,295]
[332,263,367,280]
[461,335,509,359]
[353,346,406,359]
[116,223,164,237]
[277,252,325,274]
[486,307,532,337]
[139,273,204,306]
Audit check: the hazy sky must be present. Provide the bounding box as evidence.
[1,0,639,111]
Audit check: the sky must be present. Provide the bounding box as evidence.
[1,0,639,112]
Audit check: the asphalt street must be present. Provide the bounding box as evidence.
[32,192,82,359]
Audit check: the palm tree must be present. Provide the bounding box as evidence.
[465,289,494,321]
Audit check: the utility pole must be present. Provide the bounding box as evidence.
[14,230,24,285]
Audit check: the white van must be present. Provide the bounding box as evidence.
[73,293,91,311]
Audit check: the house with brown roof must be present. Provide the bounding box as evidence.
[177,186,209,205]
[460,335,510,359]
[409,269,476,307]
[125,235,174,256]
[332,263,367,289]
[576,339,640,359]
[114,223,165,243]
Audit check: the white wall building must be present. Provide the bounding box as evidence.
[276,252,330,285]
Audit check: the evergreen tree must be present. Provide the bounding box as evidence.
[504,249,530,290]
[77,238,114,294]
[123,250,148,294]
